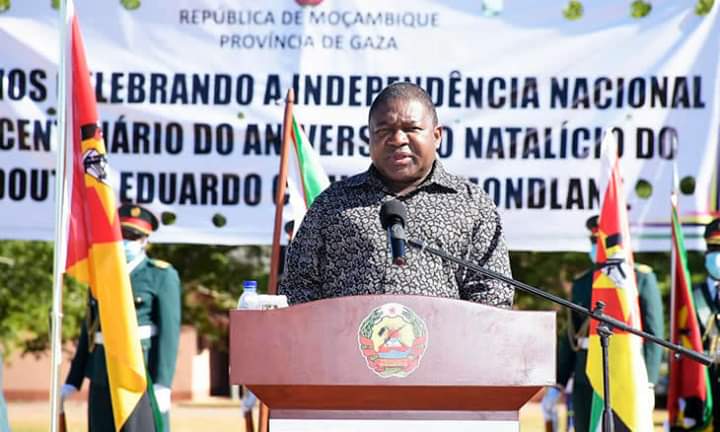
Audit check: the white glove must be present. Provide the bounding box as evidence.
[541,386,562,421]
[153,384,172,413]
[677,398,697,428]
[61,384,78,399]
[242,388,257,414]
[647,383,655,414]
[60,384,78,414]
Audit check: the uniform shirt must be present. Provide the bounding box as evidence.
[65,256,181,389]
[693,277,720,345]
[279,161,514,307]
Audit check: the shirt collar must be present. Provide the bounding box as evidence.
[346,160,463,193]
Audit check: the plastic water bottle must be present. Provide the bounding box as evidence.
[237,280,259,310]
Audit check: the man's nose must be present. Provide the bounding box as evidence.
[388,129,409,146]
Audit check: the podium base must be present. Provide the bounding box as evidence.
[270,410,518,432]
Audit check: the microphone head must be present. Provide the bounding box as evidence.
[380,199,407,229]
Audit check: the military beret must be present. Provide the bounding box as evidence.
[586,215,599,243]
[118,204,159,237]
[705,217,720,251]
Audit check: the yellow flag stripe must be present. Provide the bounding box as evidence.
[89,242,147,430]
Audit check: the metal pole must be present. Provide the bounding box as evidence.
[50,0,73,431]
[594,302,615,432]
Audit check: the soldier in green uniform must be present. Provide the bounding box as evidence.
[61,204,182,432]
[542,215,664,432]
[688,218,720,430]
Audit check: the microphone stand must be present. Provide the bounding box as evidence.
[404,237,712,432]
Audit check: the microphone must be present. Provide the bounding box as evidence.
[380,199,407,266]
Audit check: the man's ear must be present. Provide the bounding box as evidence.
[433,125,442,149]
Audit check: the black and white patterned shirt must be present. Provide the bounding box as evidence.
[278,161,514,308]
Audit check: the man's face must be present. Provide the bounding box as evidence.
[369,98,441,191]
[121,227,146,242]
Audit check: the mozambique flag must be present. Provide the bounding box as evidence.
[62,5,158,432]
[285,113,330,234]
[585,136,652,431]
[667,187,713,430]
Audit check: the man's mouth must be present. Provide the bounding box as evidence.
[391,152,413,162]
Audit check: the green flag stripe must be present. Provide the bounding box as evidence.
[672,206,694,309]
[291,116,328,207]
[589,392,603,431]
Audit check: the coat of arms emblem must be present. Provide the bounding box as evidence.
[358,303,428,378]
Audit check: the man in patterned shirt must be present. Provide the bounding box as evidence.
[279,82,514,308]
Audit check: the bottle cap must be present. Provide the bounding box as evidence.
[243,280,257,290]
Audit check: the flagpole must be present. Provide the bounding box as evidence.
[50,0,72,431]
[668,165,680,427]
[670,165,678,347]
[268,88,294,296]
[258,88,294,432]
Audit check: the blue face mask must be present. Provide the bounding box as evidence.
[706,252,720,280]
[122,239,145,263]
[588,243,597,264]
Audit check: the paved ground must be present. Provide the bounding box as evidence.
[7,399,666,431]
[9,399,247,432]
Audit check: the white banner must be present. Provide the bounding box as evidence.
[1,0,719,251]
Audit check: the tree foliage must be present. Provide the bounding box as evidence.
[510,249,708,341]
[562,0,713,20]
[146,243,270,351]
[0,239,709,356]
[0,240,272,355]
[696,0,715,15]
[0,241,85,356]
[563,0,584,21]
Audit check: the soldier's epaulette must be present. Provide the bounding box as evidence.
[149,259,171,269]
[635,263,653,273]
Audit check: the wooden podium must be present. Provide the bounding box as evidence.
[229,295,555,431]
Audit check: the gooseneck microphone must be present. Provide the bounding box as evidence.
[377,195,712,432]
[379,199,407,266]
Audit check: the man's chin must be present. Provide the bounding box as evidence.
[383,172,424,188]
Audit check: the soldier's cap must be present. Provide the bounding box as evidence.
[118,204,158,238]
[586,215,600,244]
[284,220,295,236]
[705,217,720,251]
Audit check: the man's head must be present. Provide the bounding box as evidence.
[586,215,600,263]
[118,204,158,262]
[368,83,441,193]
[704,218,720,279]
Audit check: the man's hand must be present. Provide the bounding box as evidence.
[153,384,172,413]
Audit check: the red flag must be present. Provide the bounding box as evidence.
[667,187,712,429]
[585,135,651,431]
[61,7,156,431]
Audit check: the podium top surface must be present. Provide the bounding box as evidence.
[230,294,555,388]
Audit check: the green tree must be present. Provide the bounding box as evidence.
[148,244,270,351]
[0,239,708,357]
[0,240,272,356]
[0,241,85,356]
[511,249,708,342]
